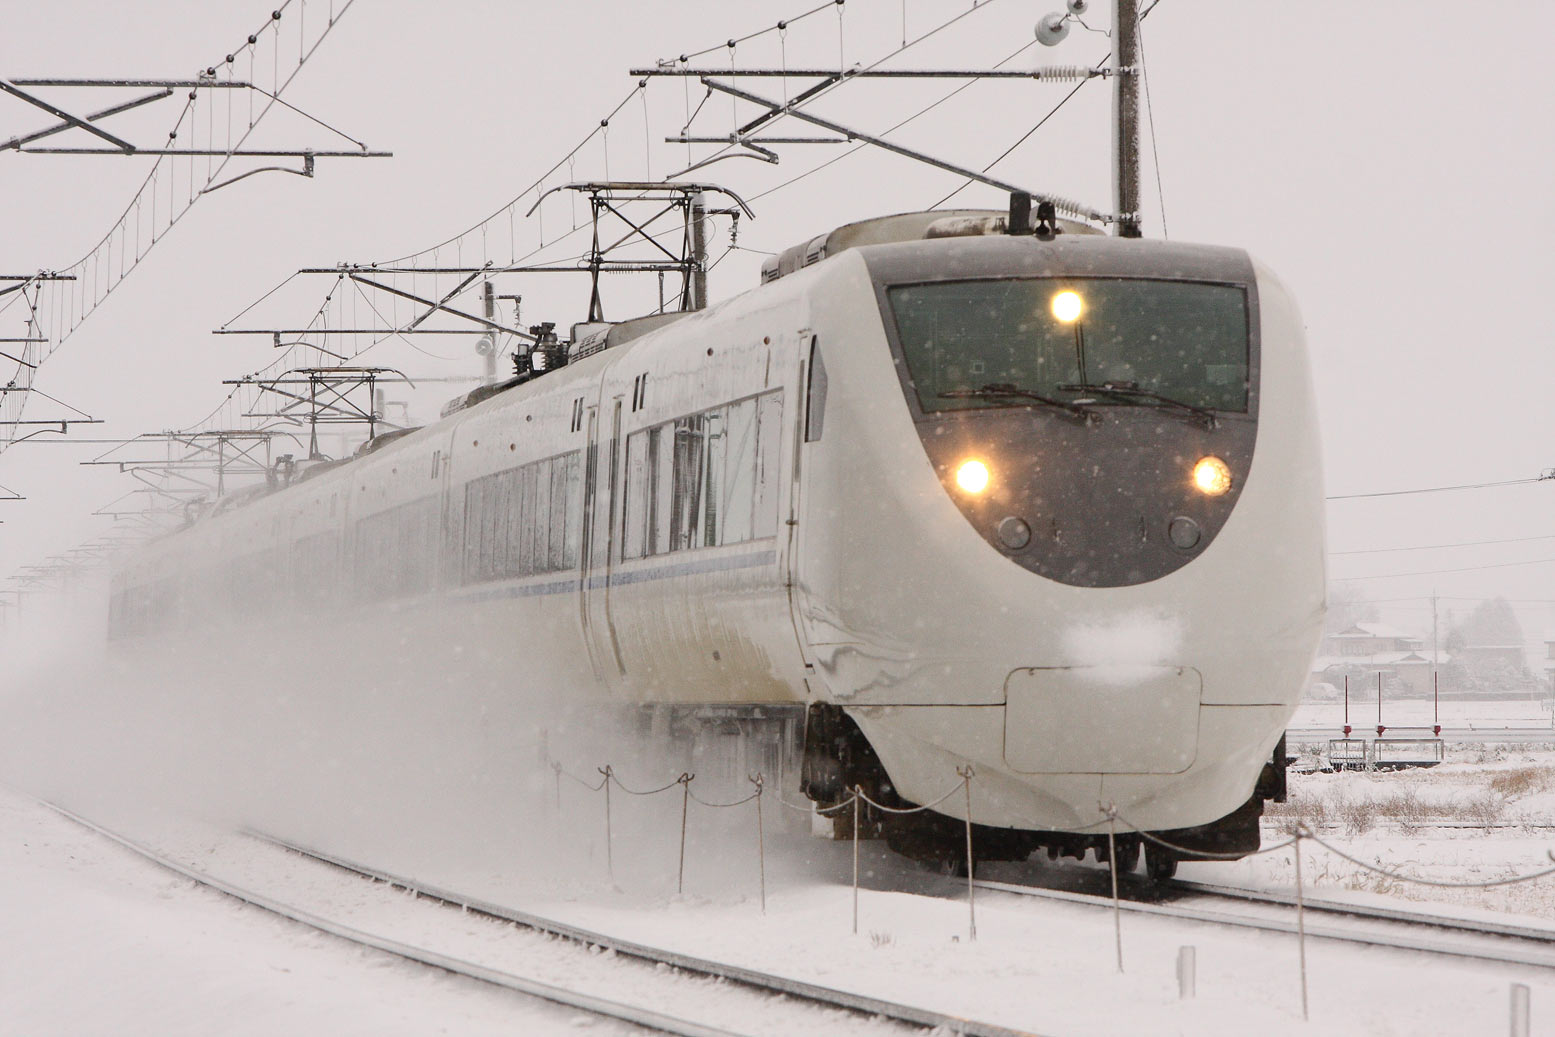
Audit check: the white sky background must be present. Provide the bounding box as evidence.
[1,0,1551,642]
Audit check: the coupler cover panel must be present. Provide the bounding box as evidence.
[1003,665,1201,775]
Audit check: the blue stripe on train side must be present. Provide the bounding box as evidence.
[444,543,779,604]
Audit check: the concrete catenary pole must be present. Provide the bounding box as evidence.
[688,191,708,310]
[1111,0,1142,237]
[481,280,498,384]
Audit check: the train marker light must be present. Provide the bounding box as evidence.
[1192,456,1232,496]
[955,459,991,494]
[1051,289,1083,323]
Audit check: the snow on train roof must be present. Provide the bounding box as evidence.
[760,207,1103,284]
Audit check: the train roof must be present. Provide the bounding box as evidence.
[759,207,1102,284]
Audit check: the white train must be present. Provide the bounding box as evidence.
[110,206,1325,877]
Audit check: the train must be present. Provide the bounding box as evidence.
[109,200,1325,879]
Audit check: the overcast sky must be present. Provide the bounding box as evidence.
[2,0,1551,641]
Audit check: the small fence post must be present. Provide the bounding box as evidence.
[751,773,767,915]
[676,772,692,895]
[1511,983,1530,1037]
[958,765,976,942]
[852,787,861,936]
[1177,946,1196,999]
[552,761,562,816]
[599,765,614,885]
[1106,806,1123,973]
[1293,827,1309,1021]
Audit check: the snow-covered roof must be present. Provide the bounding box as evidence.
[1311,651,1449,671]
[1334,622,1417,640]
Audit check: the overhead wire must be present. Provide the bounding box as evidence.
[752,36,1041,204]
[1327,474,1553,500]
[932,0,1164,211]
[1331,556,1555,582]
[686,0,1011,180]
[1,0,361,450]
[672,0,840,64]
[1134,2,1168,237]
[1331,534,1555,556]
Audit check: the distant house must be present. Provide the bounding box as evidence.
[1310,623,1445,697]
[1325,622,1422,657]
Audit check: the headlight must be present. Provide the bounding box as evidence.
[1192,456,1232,496]
[955,459,991,494]
[1051,289,1083,323]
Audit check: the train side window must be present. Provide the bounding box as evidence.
[461,478,483,581]
[805,337,827,442]
[719,397,757,545]
[670,414,706,552]
[548,456,568,571]
[702,406,726,547]
[521,464,541,576]
[753,390,784,538]
[562,451,583,568]
[643,422,668,559]
[535,459,554,572]
[623,430,651,560]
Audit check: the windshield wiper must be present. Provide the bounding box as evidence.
[940,383,1100,424]
[1057,381,1219,430]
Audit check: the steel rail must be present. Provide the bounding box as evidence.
[45,804,743,1037]
[1169,876,1555,945]
[970,877,1555,969]
[260,833,1042,1037]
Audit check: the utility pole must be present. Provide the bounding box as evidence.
[1111,0,1142,238]
[689,191,708,311]
[482,280,498,384]
[1431,589,1440,673]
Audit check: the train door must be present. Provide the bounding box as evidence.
[580,398,626,684]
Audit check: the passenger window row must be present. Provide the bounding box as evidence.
[622,390,783,561]
[463,450,582,583]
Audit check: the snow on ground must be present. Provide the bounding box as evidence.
[1251,743,1555,920]
[0,789,643,1037]
[12,774,1555,1032]
[7,747,1555,1036]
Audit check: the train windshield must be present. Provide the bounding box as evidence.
[887,278,1250,415]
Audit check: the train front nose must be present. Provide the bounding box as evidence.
[820,242,1292,832]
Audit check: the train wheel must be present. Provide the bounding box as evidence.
[1144,843,1177,882]
[1105,835,1140,876]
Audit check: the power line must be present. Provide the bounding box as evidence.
[1345,597,1555,606]
[1327,472,1553,501]
[1331,534,1555,556]
[1332,556,1555,582]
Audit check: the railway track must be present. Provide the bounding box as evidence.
[969,872,1555,970]
[47,802,1040,1037]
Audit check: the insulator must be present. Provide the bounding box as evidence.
[1042,194,1100,222]
[1031,65,1092,82]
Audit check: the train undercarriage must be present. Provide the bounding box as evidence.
[638,702,1287,882]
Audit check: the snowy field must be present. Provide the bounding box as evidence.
[1291,697,1555,732]
[6,745,1555,1037]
